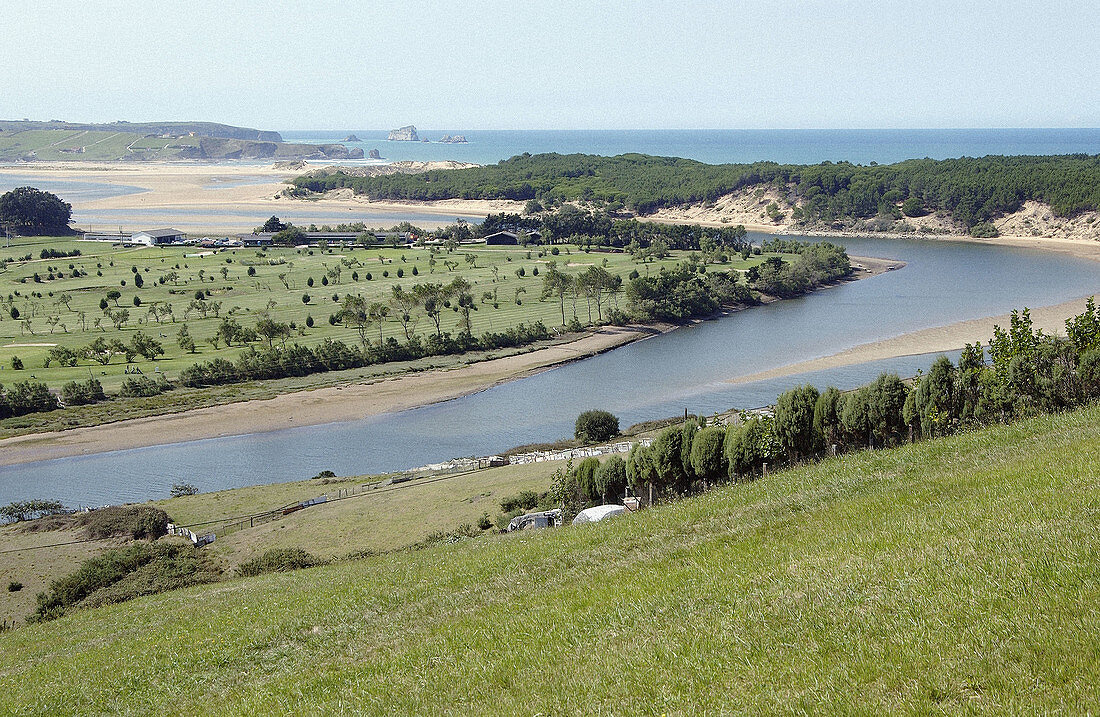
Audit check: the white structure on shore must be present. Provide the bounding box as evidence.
[130,228,185,246]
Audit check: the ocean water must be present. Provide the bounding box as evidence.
[282,128,1100,166]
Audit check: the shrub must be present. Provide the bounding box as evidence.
[77,505,169,540]
[169,483,198,497]
[61,378,106,406]
[118,375,171,398]
[236,548,323,577]
[500,490,540,513]
[8,581,22,592]
[31,542,222,621]
[477,513,493,531]
[574,409,619,443]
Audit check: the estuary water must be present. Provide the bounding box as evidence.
[2,234,1098,507]
[283,128,1100,166]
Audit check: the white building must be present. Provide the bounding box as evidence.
[131,228,185,246]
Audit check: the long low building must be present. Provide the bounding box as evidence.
[131,228,186,246]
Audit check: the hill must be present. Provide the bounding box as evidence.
[291,152,1100,235]
[0,120,361,162]
[0,120,282,142]
[1,403,1097,713]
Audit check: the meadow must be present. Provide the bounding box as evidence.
[0,402,1097,713]
[0,232,777,434]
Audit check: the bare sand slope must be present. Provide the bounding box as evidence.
[727,296,1096,386]
[0,325,663,467]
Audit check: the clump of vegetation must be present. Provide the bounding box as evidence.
[236,548,324,577]
[77,505,169,540]
[0,499,67,523]
[574,409,620,443]
[30,542,222,622]
[169,483,198,497]
[118,375,172,398]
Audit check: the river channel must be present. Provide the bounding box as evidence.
[2,235,1098,507]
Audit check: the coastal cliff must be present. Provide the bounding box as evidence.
[388,125,419,141]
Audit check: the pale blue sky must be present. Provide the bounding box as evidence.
[5,0,1098,130]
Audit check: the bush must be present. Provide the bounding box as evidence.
[477,513,493,530]
[77,505,168,540]
[574,409,619,443]
[500,490,540,513]
[60,378,106,406]
[31,542,222,621]
[118,375,171,398]
[236,548,323,577]
[8,581,22,592]
[169,483,198,497]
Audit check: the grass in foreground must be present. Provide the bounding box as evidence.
[1,405,1099,713]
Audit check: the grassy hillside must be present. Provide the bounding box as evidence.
[156,462,563,569]
[1,404,1098,713]
[0,126,357,161]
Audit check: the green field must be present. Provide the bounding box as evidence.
[0,233,777,433]
[1,403,1097,713]
[0,129,202,161]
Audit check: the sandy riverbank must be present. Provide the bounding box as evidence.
[727,296,1097,386]
[0,324,667,467]
[0,162,518,232]
[0,253,897,465]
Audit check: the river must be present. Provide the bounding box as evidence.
[1,235,1098,507]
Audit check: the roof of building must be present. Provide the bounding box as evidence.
[135,228,184,238]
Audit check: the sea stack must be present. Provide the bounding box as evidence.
[439,135,468,144]
[341,134,361,142]
[368,148,381,159]
[387,125,419,141]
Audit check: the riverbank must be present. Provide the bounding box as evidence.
[727,295,1097,385]
[0,162,504,232]
[0,324,670,467]
[0,251,901,465]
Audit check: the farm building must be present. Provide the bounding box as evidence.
[131,228,185,246]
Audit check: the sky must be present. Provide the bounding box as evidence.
[5,0,1099,131]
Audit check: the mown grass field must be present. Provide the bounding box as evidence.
[1,404,1097,713]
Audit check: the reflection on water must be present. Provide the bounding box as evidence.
[1,235,1098,506]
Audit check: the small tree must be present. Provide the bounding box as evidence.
[574,409,619,443]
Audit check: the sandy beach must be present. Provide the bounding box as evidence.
[0,162,524,232]
[727,296,1098,385]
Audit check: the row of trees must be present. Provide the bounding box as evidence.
[292,152,1100,227]
[615,300,1100,503]
[179,322,551,387]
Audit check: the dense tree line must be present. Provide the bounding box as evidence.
[293,152,1100,228]
[179,322,551,387]
[614,299,1100,505]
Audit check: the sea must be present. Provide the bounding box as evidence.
[281,128,1100,167]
